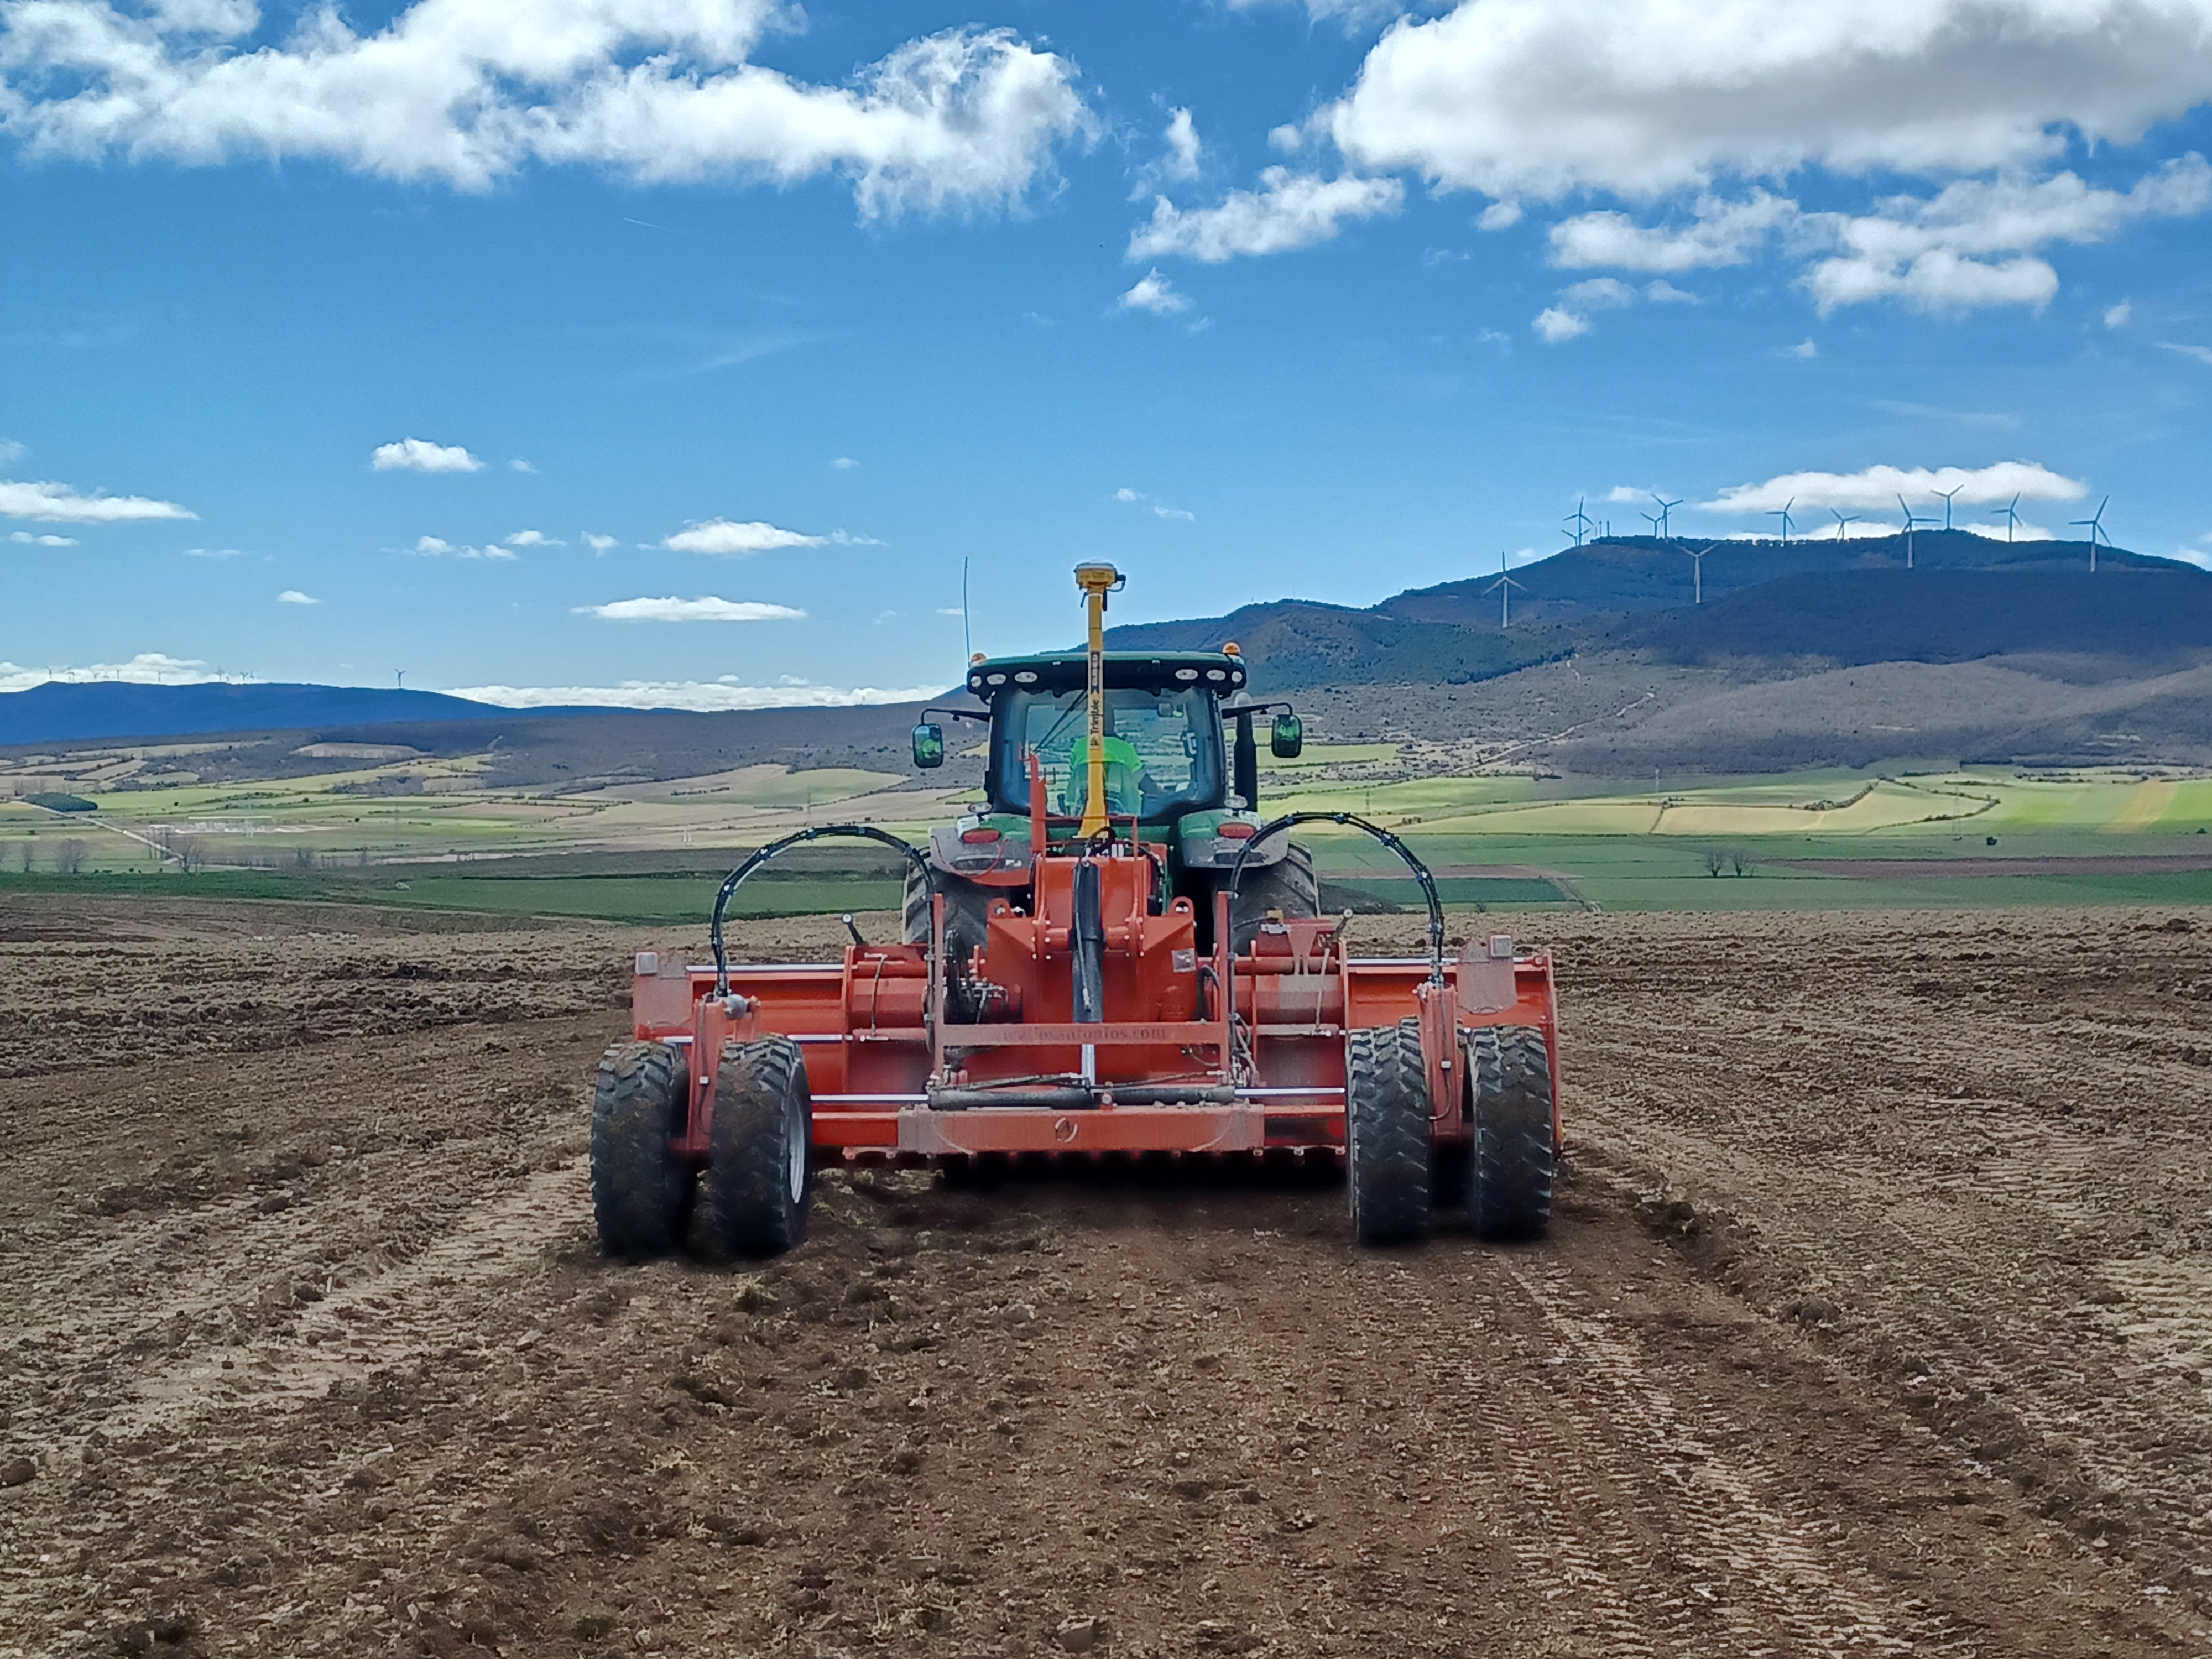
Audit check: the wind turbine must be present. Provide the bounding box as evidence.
[1933,485,1963,531]
[1683,541,1719,605]
[1640,509,1665,538]
[2069,496,2112,572]
[395,670,406,690]
[1768,496,1796,544]
[1831,509,1859,541]
[1896,493,1933,570]
[1997,494,2021,543]
[1651,493,1683,539]
[1563,497,1594,547]
[1485,551,1528,627]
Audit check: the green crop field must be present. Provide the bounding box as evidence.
[6,755,2208,921]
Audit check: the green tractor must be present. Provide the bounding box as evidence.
[908,627,1316,970]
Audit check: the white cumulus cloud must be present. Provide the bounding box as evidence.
[372,438,484,473]
[1225,0,1407,28]
[1533,276,1640,341]
[1118,269,1191,314]
[1129,168,1403,262]
[1551,191,1796,271]
[1162,107,1201,181]
[1327,0,2212,200]
[1323,0,2212,316]
[1532,306,1587,343]
[278,589,318,605]
[0,652,217,692]
[2105,300,2132,328]
[2164,341,2212,365]
[664,518,826,555]
[0,4,1092,216]
[408,534,513,559]
[1112,487,1196,522]
[575,596,806,623]
[9,529,77,546]
[1702,461,2087,516]
[1800,158,2212,312]
[505,529,560,546]
[0,478,195,522]
[582,531,618,550]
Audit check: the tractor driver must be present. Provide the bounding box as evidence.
[1060,699,1152,818]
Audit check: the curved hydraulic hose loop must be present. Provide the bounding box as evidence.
[1224,812,1447,984]
[711,824,933,996]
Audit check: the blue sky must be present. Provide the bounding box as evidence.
[4,0,2212,708]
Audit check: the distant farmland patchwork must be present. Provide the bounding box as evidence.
[4,737,2209,920]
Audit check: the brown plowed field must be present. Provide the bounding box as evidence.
[3,895,2211,1658]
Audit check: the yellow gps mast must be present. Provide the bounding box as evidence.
[1073,561,1123,841]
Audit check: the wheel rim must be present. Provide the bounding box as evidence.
[784,1086,806,1205]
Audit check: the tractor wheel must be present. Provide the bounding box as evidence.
[1345,1021,1432,1246]
[1467,1025,1556,1243]
[902,866,994,968]
[591,1040,695,1259]
[1229,839,1321,954]
[703,1037,814,1259]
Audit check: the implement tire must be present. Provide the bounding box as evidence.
[1346,1022,1432,1246]
[1467,1024,1556,1243]
[1230,840,1321,954]
[591,1040,694,1259]
[703,1037,813,1260]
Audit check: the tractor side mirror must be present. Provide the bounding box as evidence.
[911,722,945,769]
[1269,713,1303,759]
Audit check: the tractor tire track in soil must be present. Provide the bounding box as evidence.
[2,894,2209,1657]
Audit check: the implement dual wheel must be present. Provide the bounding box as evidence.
[705,1037,815,1259]
[591,1040,695,1258]
[1346,1022,1433,1246]
[589,1037,813,1261]
[1465,1025,1556,1243]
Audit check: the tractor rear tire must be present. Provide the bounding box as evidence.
[902,867,994,970]
[703,1037,814,1259]
[591,1040,695,1259]
[1345,1021,1432,1246]
[1467,1025,1555,1243]
[1230,839,1321,954]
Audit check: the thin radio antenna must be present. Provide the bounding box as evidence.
[961,557,972,659]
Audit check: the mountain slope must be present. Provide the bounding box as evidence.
[0,682,615,747]
[1386,530,2168,627]
[1102,598,1561,691]
[1615,565,2212,667]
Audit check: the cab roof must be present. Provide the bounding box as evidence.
[964,651,1248,700]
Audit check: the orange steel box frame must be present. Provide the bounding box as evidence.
[631,887,1559,1165]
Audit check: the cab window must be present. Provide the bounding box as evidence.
[991,686,1222,820]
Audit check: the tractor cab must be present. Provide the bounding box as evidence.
[909,616,1310,952]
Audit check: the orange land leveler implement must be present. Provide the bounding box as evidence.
[589,562,1560,1259]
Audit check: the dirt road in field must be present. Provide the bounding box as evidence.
[2,895,2209,1658]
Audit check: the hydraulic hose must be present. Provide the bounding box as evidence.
[1222,812,1448,984]
[711,824,933,995]
[1071,857,1105,1023]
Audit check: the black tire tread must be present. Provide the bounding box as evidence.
[705,1036,813,1259]
[901,866,994,961]
[1467,1024,1555,1242]
[1345,1021,1432,1246]
[1230,840,1322,954]
[591,1040,693,1258]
